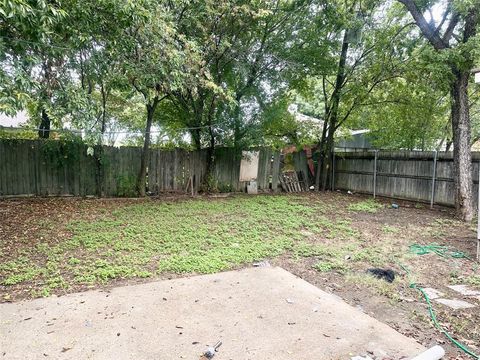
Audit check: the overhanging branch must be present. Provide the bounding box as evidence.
[398,0,449,50]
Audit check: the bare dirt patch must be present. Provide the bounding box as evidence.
[1,192,478,358]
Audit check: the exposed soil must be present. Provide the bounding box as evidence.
[1,192,479,359]
[273,195,479,359]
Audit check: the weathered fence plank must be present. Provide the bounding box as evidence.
[293,151,311,188]
[0,140,280,197]
[334,151,480,207]
[271,152,281,192]
[257,148,272,190]
[3,139,477,207]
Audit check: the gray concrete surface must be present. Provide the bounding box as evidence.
[448,284,480,297]
[434,298,475,310]
[0,267,425,359]
[421,288,444,300]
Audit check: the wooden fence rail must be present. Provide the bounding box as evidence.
[0,139,280,197]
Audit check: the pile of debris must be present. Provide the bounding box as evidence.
[280,171,307,192]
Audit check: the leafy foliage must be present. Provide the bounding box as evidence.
[0,127,37,139]
[41,133,84,168]
[115,174,137,197]
[1,0,479,158]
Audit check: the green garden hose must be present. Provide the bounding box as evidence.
[399,262,479,359]
[409,243,470,259]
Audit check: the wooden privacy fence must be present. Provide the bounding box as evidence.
[0,139,280,197]
[147,148,207,194]
[332,150,480,207]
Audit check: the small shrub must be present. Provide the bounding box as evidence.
[116,174,137,197]
[200,174,218,193]
[217,183,233,193]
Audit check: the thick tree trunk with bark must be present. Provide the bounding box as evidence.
[315,121,329,190]
[397,0,478,220]
[95,84,108,197]
[451,69,474,221]
[206,127,215,183]
[38,108,50,139]
[233,105,242,149]
[137,103,156,197]
[317,32,349,191]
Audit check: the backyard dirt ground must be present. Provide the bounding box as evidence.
[1,191,479,359]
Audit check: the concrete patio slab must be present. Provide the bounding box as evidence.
[422,287,444,300]
[0,267,425,360]
[448,284,480,297]
[434,298,475,310]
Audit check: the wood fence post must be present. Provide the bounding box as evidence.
[271,151,281,192]
[373,150,378,199]
[477,162,480,260]
[331,148,335,191]
[430,150,437,209]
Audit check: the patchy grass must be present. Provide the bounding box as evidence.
[464,275,480,286]
[313,259,349,273]
[382,225,399,234]
[1,193,468,301]
[0,194,393,298]
[345,273,401,301]
[1,195,330,295]
[347,198,383,213]
[1,192,480,358]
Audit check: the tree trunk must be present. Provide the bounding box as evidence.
[320,31,349,191]
[137,103,156,197]
[95,83,108,197]
[189,128,201,150]
[321,121,336,190]
[397,0,478,221]
[191,106,204,150]
[38,108,50,139]
[94,146,105,197]
[450,69,474,221]
[233,104,242,149]
[314,122,329,191]
[205,126,215,185]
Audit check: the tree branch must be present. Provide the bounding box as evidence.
[442,12,459,44]
[397,0,448,50]
[463,6,479,43]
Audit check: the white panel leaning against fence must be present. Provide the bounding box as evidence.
[239,151,260,194]
[239,151,260,182]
